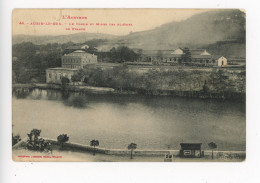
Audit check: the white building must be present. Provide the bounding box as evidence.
[217,56,228,66]
[46,50,97,84]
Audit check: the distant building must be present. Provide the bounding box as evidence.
[65,44,89,52]
[46,68,78,84]
[217,56,228,66]
[46,50,97,84]
[62,50,97,69]
[141,48,214,65]
[179,143,203,158]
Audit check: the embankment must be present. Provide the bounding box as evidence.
[13,138,246,161]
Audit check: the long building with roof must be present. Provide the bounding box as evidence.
[141,48,215,65]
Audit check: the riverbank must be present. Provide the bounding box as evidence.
[13,138,246,162]
[12,83,245,101]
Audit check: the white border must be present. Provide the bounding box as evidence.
[1,0,260,183]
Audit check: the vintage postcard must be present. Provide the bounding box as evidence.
[12,9,246,162]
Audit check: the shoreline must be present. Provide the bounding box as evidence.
[12,83,246,101]
[12,138,246,162]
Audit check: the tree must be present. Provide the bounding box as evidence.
[180,47,192,63]
[156,50,163,63]
[176,70,187,91]
[26,129,52,152]
[86,47,97,54]
[209,69,229,97]
[208,142,217,160]
[71,72,83,83]
[28,129,41,142]
[57,134,69,149]
[90,139,99,156]
[237,71,246,93]
[110,47,116,60]
[127,143,137,159]
[12,133,21,146]
[109,46,139,62]
[61,77,70,90]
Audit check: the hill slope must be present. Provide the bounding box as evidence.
[12,10,245,57]
[104,9,245,57]
[12,32,118,45]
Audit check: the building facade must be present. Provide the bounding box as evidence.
[142,49,215,65]
[46,50,97,84]
[46,68,78,84]
[217,56,228,66]
[62,50,98,69]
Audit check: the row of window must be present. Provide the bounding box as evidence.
[62,65,82,69]
[149,57,216,63]
[63,59,97,64]
[48,72,71,80]
[63,59,81,63]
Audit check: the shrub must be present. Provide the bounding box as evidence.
[12,134,21,146]
[57,134,69,149]
[26,129,52,153]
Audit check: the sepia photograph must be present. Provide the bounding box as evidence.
[11,9,246,162]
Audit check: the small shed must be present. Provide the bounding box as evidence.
[180,143,202,158]
[217,56,228,66]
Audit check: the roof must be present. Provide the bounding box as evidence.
[46,67,79,71]
[180,143,202,150]
[142,49,212,58]
[65,44,89,50]
[200,50,211,56]
[63,51,97,57]
[218,56,227,60]
[74,50,86,53]
[191,55,212,59]
[142,50,173,56]
[171,48,183,55]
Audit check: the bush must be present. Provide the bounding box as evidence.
[12,134,21,146]
[26,129,52,153]
[57,134,69,149]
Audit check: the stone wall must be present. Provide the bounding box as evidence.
[46,69,78,84]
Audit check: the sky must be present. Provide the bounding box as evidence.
[12,9,212,36]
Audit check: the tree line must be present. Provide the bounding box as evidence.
[12,41,142,84]
[70,65,245,98]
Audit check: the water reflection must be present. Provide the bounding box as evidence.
[12,88,246,150]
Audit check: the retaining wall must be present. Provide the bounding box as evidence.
[12,138,246,160]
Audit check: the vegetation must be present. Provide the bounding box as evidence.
[72,65,245,100]
[61,77,70,90]
[180,47,192,63]
[12,41,142,84]
[57,134,69,149]
[208,142,217,160]
[12,133,21,146]
[12,42,63,83]
[109,46,141,63]
[26,129,52,153]
[127,143,137,159]
[90,140,99,156]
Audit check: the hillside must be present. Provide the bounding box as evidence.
[12,9,245,58]
[12,32,118,45]
[101,9,245,57]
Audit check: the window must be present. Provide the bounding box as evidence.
[49,73,51,78]
[183,150,191,155]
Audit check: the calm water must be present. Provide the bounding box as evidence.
[12,89,246,151]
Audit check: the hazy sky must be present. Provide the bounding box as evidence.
[13,9,212,36]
